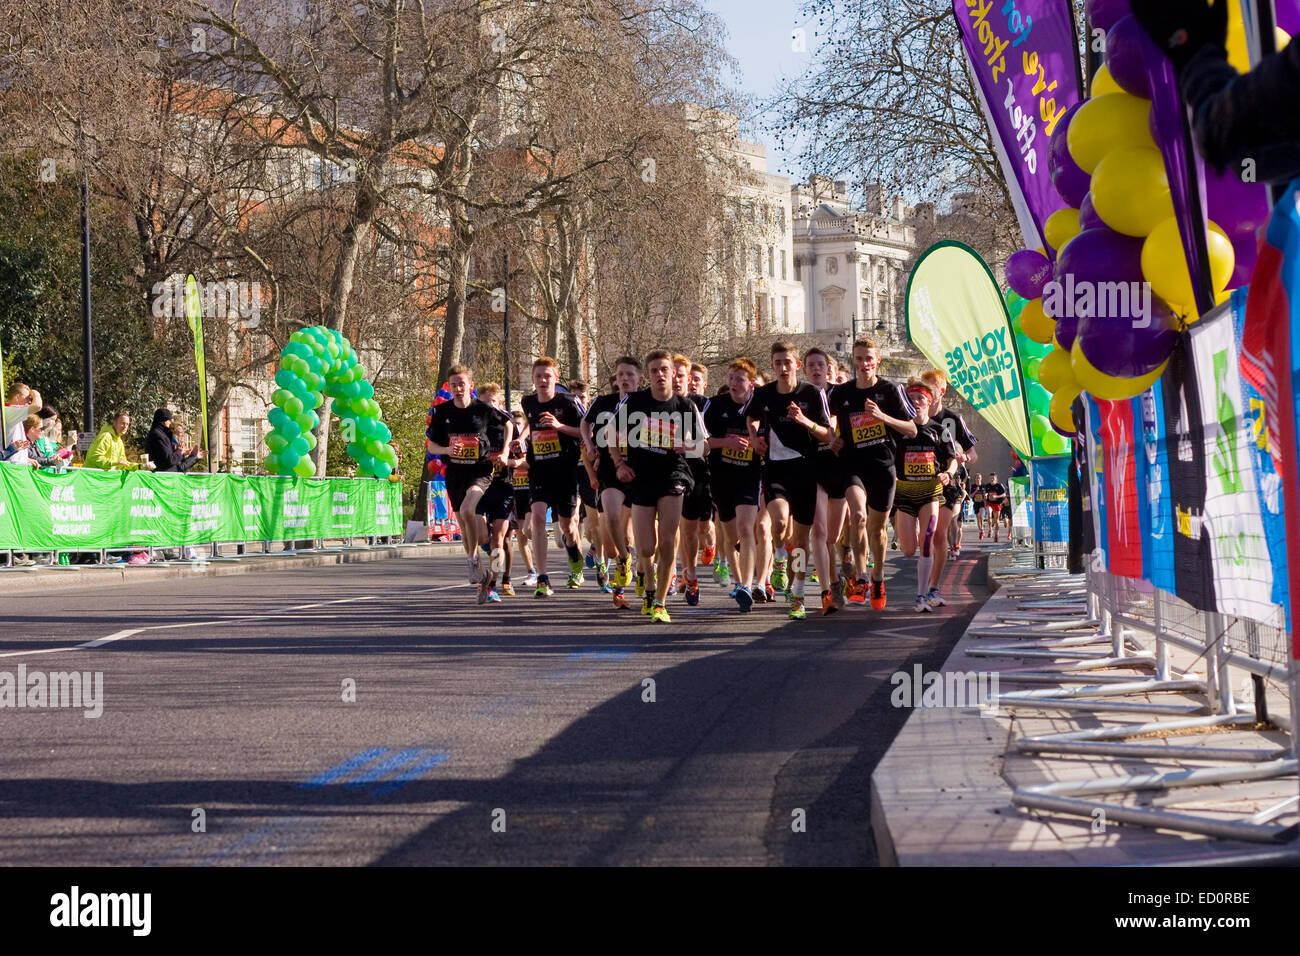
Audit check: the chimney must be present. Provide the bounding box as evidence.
[892,196,905,221]
[863,182,885,217]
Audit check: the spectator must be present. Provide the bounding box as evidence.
[144,408,203,472]
[27,414,73,472]
[85,411,156,471]
[4,382,34,458]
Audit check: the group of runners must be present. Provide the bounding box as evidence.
[426,338,1002,621]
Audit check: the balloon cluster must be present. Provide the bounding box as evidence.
[1005,287,1071,455]
[1004,0,1281,411]
[264,325,397,479]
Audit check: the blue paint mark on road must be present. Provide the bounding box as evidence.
[299,747,389,789]
[372,751,451,796]
[567,646,635,662]
[344,748,427,788]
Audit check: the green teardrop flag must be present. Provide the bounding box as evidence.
[184,274,209,459]
[905,241,1032,459]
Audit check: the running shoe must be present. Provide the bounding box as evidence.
[684,579,700,606]
[870,579,887,611]
[523,571,539,588]
[635,572,645,597]
[650,603,671,624]
[821,591,837,616]
[487,588,502,604]
[467,555,483,584]
[478,579,492,605]
[830,578,846,609]
[926,587,947,608]
[735,586,753,613]
[752,586,767,604]
[771,558,788,592]
[567,570,583,589]
[597,564,610,592]
[500,583,515,597]
[847,578,868,605]
[534,579,553,598]
[612,591,630,610]
[717,567,732,590]
[712,559,726,584]
[614,558,631,588]
[568,557,584,584]
[700,544,716,566]
[642,592,653,616]
[809,571,819,585]
[889,539,898,551]
[952,548,960,558]
[584,548,597,569]
[666,572,678,596]
[914,594,931,613]
[788,597,807,620]
[765,583,776,604]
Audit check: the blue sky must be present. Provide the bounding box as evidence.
[704,0,815,181]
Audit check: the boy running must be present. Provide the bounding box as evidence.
[583,356,641,609]
[919,369,977,606]
[703,357,762,612]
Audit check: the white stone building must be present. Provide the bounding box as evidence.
[792,177,917,364]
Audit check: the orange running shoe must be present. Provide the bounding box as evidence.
[847,578,867,605]
[700,544,716,565]
[612,591,630,609]
[870,578,887,611]
[821,591,838,615]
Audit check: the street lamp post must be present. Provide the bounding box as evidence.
[503,250,511,410]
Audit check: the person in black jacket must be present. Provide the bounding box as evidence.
[1133,0,1300,184]
[144,408,203,472]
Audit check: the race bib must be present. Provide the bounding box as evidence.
[850,411,885,444]
[644,417,676,450]
[721,443,753,463]
[531,428,562,457]
[903,450,936,478]
[450,434,480,462]
[512,473,529,489]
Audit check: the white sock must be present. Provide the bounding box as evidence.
[917,554,933,597]
[792,576,805,597]
[775,546,788,561]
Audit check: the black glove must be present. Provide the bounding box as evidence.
[1129,0,1229,73]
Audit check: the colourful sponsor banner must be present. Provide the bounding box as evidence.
[1083,397,1108,567]
[1138,383,1176,595]
[1030,456,1068,544]
[0,468,401,550]
[1095,399,1143,579]
[184,274,210,458]
[1239,177,1300,655]
[951,0,1082,251]
[1188,302,1278,625]
[906,241,1032,458]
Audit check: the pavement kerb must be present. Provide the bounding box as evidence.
[0,540,466,594]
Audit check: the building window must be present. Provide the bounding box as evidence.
[768,246,775,277]
[780,250,787,280]
[778,208,785,234]
[861,260,869,281]
[794,257,801,281]
[781,296,789,326]
[753,246,762,275]
[241,418,261,469]
[826,256,838,276]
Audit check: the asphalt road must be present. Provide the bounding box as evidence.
[0,542,990,866]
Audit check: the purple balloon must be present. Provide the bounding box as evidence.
[1278,3,1300,36]
[1049,226,1146,349]
[1078,192,1103,231]
[1086,0,1130,34]
[1077,299,1179,378]
[1007,249,1053,299]
[1106,16,1155,98]
[1205,165,1270,288]
[1048,102,1090,207]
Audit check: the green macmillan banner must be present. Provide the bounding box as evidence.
[0,468,402,550]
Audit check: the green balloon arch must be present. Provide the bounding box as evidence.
[264,325,398,479]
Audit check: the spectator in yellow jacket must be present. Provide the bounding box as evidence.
[85,411,156,471]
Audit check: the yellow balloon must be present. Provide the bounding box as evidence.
[1090,64,1121,96]
[1067,93,1154,174]
[1044,207,1080,255]
[1141,217,1235,308]
[1049,384,1080,433]
[1226,0,1290,73]
[1091,146,1174,237]
[1071,339,1169,401]
[1037,346,1075,394]
[1020,297,1057,344]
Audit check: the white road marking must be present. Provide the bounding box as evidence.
[0,585,462,659]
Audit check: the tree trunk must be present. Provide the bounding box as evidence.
[564,297,582,380]
[311,178,379,475]
[438,238,472,382]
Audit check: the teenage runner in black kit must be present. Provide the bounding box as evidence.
[919,368,977,604]
[582,355,641,610]
[892,377,960,613]
[426,364,513,588]
[747,341,834,621]
[520,356,587,596]
[703,357,762,613]
[826,338,917,611]
[803,347,846,615]
[471,382,515,604]
[673,353,711,607]
[606,349,708,623]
